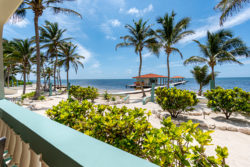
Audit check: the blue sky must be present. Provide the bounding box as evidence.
[3,0,250,79]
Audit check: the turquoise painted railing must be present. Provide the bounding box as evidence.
[0,99,158,167]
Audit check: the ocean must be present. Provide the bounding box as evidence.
[61,77,250,93]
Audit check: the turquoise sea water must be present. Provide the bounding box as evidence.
[62,77,250,93]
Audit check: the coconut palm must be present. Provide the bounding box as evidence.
[184,30,248,84]
[11,39,34,94]
[3,39,19,87]
[215,0,250,25]
[40,20,70,91]
[116,19,159,97]
[58,42,84,87]
[191,65,215,96]
[156,11,194,88]
[45,67,53,89]
[15,0,82,99]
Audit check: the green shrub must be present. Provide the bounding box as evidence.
[46,100,228,166]
[111,96,116,101]
[155,87,198,118]
[21,91,36,100]
[69,85,99,102]
[104,91,111,101]
[38,96,46,101]
[204,87,250,119]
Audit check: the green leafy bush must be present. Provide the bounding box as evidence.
[104,91,111,101]
[111,96,116,101]
[204,87,250,119]
[69,85,99,102]
[46,100,228,166]
[155,87,198,118]
[21,91,36,100]
[38,95,46,101]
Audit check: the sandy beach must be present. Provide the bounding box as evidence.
[5,86,250,167]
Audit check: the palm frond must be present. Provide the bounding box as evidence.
[184,56,208,65]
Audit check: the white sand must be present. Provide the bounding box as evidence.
[5,90,250,166]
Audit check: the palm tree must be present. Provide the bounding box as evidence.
[45,67,53,89]
[15,0,82,99]
[11,39,34,94]
[58,42,84,87]
[3,39,19,87]
[184,30,248,84]
[40,20,70,91]
[156,11,194,88]
[215,0,250,25]
[116,19,159,97]
[191,65,214,96]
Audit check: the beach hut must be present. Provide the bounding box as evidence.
[132,73,168,88]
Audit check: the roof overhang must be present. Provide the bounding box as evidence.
[0,0,23,25]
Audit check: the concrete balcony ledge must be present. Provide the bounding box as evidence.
[0,99,157,167]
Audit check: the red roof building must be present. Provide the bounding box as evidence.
[133,73,168,79]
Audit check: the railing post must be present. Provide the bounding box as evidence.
[0,25,4,99]
[68,82,71,99]
[151,83,155,102]
[49,83,52,96]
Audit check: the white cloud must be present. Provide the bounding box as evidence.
[101,19,121,40]
[91,62,100,68]
[142,52,152,58]
[127,4,153,17]
[7,18,30,28]
[127,8,140,15]
[76,43,92,63]
[110,19,121,27]
[180,7,250,44]
[106,35,117,40]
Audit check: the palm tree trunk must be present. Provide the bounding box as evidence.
[7,67,10,88]
[66,69,69,88]
[199,84,202,96]
[211,65,215,81]
[53,55,58,91]
[167,53,170,88]
[34,13,41,99]
[139,51,146,97]
[58,68,62,90]
[23,64,26,94]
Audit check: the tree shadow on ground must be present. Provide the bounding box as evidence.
[163,113,206,124]
[212,116,250,128]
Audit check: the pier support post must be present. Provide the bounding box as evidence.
[151,83,155,102]
[67,82,71,99]
[49,83,52,96]
[210,80,215,90]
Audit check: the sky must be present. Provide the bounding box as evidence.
[3,0,250,79]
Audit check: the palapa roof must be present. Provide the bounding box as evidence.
[171,76,184,79]
[133,73,168,79]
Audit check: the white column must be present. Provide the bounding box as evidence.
[0,25,4,99]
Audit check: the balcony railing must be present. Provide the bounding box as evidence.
[0,99,158,167]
